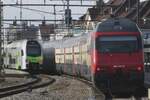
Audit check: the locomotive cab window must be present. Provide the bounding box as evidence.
[96,36,140,53]
[27,46,41,56]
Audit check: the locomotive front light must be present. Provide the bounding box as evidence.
[96,67,100,71]
[137,67,142,71]
[96,66,107,72]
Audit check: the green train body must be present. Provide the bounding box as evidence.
[4,40,42,71]
[27,56,43,64]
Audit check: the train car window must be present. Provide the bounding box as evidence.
[27,46,41,56]
[12,59,16,64]
[3,52,6,57]
[141,29,150,39]
[27,41,41,56]
[144,34,148,39]
[9,55,12,64]
[144,44,150,48]
[21,50,24,56]
[87,45,90,53]
[10,58,16,64]
[99,36,137,41]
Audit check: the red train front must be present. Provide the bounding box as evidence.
[91,18,144,91]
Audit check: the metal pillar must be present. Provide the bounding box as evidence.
[67,0,70,36]
[20,0,22,21]
[137,0,140,25]
[54,5,56,40]
[0,0,5,79]
[0,0,2,70]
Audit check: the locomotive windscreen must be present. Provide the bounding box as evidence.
[96,36,140,53]
[27,41,41,56]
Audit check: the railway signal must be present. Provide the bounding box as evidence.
[65,9,72,26]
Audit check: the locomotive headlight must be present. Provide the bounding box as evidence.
[137,67,142,71]
[96,67,100,71]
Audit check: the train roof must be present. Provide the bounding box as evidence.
[95,18,140,32]
[7,39,27,48]
[6,39,39,49]
[42,18,140,49]
[42,33,89,49]
[42,39,62,48]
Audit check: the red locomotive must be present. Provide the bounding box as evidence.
[54,18,144,93]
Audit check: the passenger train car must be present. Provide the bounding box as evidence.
[144,37,150,88]
[54,18,144,92]
[4,40,43,71]
[40,40,57,74]
[143,29,150,66]
[144,38,150,65]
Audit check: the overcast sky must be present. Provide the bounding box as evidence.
[2,0,147,25]
[3,0,93,20]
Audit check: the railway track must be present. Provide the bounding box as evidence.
[62,75,105,99]
[62,75,147,100]
[0,74,55,98]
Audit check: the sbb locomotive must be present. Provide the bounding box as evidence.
[46,18,144,92]
[4,40,43,72]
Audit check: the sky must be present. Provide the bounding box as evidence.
[2,0,147,26]
[3,0,93,23]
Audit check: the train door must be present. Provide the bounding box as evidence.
[144,51,150,87]
[16,49,23,70]
[9,48,17,69]
[73,44,80,76]
[83,43,91,80]
[3,48,9,68]
[20,49,25,70]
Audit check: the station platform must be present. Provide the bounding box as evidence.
[4,68,29,77]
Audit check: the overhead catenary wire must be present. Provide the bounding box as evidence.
[1,27,86,29]
[1,4,94,7]
[1,3,119,7]
[9,6,54,15]
[6,6,106,16]
[2,19,99,22]
[49,0,103,2]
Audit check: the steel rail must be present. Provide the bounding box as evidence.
[62,75,105,99]
[0,74,55,98]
